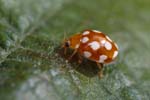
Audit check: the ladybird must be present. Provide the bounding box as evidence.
[63,29,119,78]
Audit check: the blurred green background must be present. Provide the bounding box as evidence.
[0,0,150,100]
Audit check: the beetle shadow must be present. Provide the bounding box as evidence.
[58,48,99,78]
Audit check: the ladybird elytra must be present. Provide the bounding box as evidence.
[63,29,119,78]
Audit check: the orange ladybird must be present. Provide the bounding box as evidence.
[63,29,119,78]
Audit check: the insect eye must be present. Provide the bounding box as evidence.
[65,41,70,47]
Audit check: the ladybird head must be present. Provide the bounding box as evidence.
[64,40,70,48]
[63,33,82,49]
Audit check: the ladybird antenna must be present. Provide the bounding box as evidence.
[63,30,67,41]
[61,29,69,55]
[61,29,68,48]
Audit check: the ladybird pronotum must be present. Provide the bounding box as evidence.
[63,29,119,78]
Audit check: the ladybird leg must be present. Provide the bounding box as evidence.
[68,49,77,61]
[61,44,67,55]
[78,54,83,64]
[64,47,67,55]
[96,63,104,78]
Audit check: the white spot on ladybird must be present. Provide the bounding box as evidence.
[99,55,108,63]
[93,30,102,33]
[101,40,106,44]
[88,41,100,50]
[113,51,118,59]
[75,44,80,48]
[104,41,112,50]
[82,31,90,35]
[83,51,92,58]
[81,37,89,43]
[114,43,119,49]
[106,36,112,42]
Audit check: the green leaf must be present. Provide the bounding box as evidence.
[0,0,150,100]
